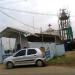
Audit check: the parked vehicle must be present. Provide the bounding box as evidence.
[3,48,46,69]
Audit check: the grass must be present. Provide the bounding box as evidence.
[47,51,75,67]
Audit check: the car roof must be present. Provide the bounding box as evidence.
[21,48,40,50]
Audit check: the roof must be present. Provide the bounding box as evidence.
[27,33,61,42]
[0,27,30,38]
[42,28,59,36]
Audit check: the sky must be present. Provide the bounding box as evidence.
[0,0,75,36]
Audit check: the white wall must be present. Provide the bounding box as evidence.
[28,42,55,49]
[28,42,65,60]
[0,41,65,63]
[0,38,5,63]
[55,44,65,56]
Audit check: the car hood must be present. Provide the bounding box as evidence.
[4,56,13,61]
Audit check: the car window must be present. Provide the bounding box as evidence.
[27,49,37,55]
[14,50,26,57]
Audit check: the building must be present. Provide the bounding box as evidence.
[0,27,30,63]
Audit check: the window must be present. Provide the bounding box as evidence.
[14,50,26,57]
[27,49,37,55]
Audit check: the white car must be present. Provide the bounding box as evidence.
[3,48,46,69]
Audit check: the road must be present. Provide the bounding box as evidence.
[0,64,75,75]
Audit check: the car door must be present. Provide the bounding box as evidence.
[13,50,26,65]
[26,49,37,64]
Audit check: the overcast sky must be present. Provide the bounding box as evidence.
[0,0,75,37]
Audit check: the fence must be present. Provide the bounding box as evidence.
[0,42,65,63]
[29,42,65,61]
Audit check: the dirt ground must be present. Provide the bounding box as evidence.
[0,51,75,75]
[0,64,75,75]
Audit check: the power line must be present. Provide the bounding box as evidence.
[0,6,75,17]
[0,9,39,30]
[0,0,6,1]
[0,6,57,16]
[0,0,27,5]
[0,1,22,4]
[0,0,26,2]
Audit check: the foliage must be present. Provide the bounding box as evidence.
[47,54,75,66]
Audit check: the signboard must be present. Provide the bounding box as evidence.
[45,47,50,61]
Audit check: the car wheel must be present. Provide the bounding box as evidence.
[6,62,14,69]
[36,60,44,67]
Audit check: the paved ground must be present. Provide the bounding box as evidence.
[0,64,75,75]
